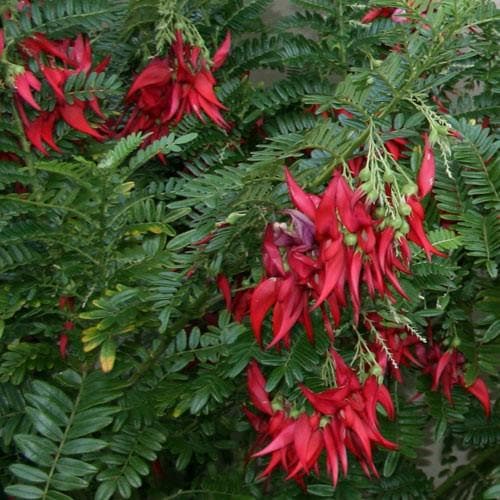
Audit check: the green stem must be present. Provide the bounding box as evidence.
[433,446,499,499]
[0,196,94,223]
[41,373,86,500]
[337,0,347,75]
[309,127,371,188]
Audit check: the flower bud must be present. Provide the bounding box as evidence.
[359,167,371,182]
[398,203,411,216]
[344,232,358,246]
[402,183,417,196]
[383,169,395,184]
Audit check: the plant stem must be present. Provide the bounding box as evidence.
[433,446,499,499]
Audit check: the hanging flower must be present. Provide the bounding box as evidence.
[245,354,397,485]
[13,33,109,154]
[122,31,231,144]
[414,343,491,416]
[246,166,445,348]
[365,312,423,383]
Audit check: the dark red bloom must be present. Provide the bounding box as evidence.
[58,333,69,359]
[365,313,423,383]
[246,353,397,485]
[247,360,273,415]
[361,7,397,23]
[14,33,109,154]
[406,196,446,260]
[246,167,446,348]
[417,133,435,198]
[122,31,231,144]
[62,321,75,331]
[58,295,75,311]
[384,136,408,161]
[415,343,491,416]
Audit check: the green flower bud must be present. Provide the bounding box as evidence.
[367,190,378,203]
[390,216,403,229]
[344,232,358,246]
[398,203,411,216]
[359,167,371,182]
[383,169,395,184]
[399,221,410,235]
[402,183,418,196]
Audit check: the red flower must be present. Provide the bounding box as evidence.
[62,321,75,331]
[365,313,423,383]
[417,133,435,198]
[58,333,69,359]
[245,354,397,485]
[14,33,109,154]
[384,136,408,161]
[361,7,397,24]
[415,343,491,416]
[58,295,75,311]
[247,360,273,416]
[122,31,231,144]
[246,166,446,348]
[406,196,446,260]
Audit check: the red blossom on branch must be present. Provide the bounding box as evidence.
[246,166,445,348]
[415,342,491,416]
[121,31,231,145]
[13,33,109,154]
[245,354,397,485]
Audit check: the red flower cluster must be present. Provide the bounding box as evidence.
[245,354,397,485]
[249,159,444,348]
[12,33,109,154]
[415,342,491,416]
[216,274,252,322]
[361,7,403,24]
[121,31,231,144]
[365,314,491,415]
[365,313,422,383]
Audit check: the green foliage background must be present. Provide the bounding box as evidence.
[0,0,498,498]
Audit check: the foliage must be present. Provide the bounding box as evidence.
[0,0,498,498]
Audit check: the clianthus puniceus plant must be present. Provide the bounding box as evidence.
[0,1,498,499]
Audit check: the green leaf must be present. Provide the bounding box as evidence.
[4,484,44,499]
[56,457,98,476]
[483,484,500,499]
[166,228,206,251]
[62,438,107,455]
[128,456,149,476]
[94,481,116,500]
[15,435,57,465]
[307,484,336,496]
[31,381,73,412]
[26,407,64,442]
[67,417,114,440]
[483,320,500,342]
[9,464,49,483]
[435,416,448,441]
[45,491,73,500]
[383,451,400,478]
[175,133,198,145]
[50,473,89,491]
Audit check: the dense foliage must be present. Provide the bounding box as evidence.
[0,0,499,498]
